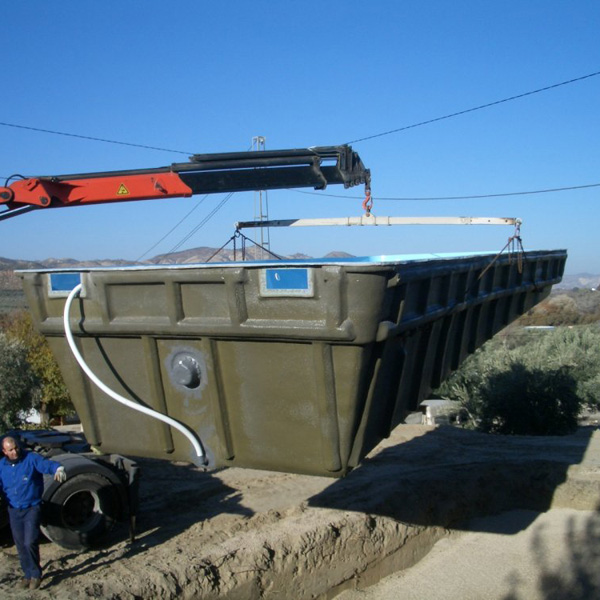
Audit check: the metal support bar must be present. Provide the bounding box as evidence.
[0,205,39,221]
[236,216,521,229]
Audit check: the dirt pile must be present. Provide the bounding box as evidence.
[1,424,599,599]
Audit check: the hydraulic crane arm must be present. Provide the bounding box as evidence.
[0,145,370,221]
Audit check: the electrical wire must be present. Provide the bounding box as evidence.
[292,181,600,201]
[346,70,600,145]
[141,144,255,260]
[161,193,235,258]
[3,174,27,185]
[2,71,598,157]
[0,121,193,155]
[3,70,599,256]
[135,194,210,261]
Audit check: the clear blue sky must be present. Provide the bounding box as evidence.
[1,1,599,274]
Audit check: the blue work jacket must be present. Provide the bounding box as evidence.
[0,450,61,509]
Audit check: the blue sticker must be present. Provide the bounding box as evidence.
[265,269,308,290]
[260,268,313,297]
[48,273,82,297]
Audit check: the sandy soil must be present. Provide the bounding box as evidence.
[1,424,599,599]
[338,507,600,600]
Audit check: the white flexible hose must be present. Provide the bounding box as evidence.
[63,283,206,462]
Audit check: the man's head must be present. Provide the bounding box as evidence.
[2,437,21,461]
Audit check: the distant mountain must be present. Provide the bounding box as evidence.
[0,257,142,290]
[0,248,356,291]
[554,273,600,290]
[320,251,354,259]
[150,246,263,264]
[0,256,138,271]
[0,257,46,271]
[1,251,596,291]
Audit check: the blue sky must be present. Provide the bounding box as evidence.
[1,1,599,274]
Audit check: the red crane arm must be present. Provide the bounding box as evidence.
[0,172,193,208]
[0,145,370,221]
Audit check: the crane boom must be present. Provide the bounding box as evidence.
[0,145,370,221]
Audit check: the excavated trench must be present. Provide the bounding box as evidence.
[1,424,599,599]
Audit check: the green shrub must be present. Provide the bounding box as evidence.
[476,365,580,435]
[0,333,39,429]
[2,310,74,425]
[436,325,600,435]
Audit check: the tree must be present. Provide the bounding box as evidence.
[0,333,39,429]
[3,311,74,425]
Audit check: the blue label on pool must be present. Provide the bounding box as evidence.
[49,273,82,294]
[266,269,308,290]
[261,268,314,297]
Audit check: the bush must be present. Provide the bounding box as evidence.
[514,325,600,409]
[477,365,580,435]
[2,310,74,425]
[436,325,600,435]
[0,333,39,429]
[518,289,600,326]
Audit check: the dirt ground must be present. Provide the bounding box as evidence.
[1,424,599,599]
[337,507,600,600]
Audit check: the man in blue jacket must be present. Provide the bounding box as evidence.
[0,435,66,590]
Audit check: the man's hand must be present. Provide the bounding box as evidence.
[54,466,67,483]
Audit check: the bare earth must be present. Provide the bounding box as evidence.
[1,424,599,599]
[338,507,600,600]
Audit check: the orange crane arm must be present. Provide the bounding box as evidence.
[0,146,370,221]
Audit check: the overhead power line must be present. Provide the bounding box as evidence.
[346,70,600,144]
[0,121,193,155]
[162,193,235,258]
[139,144,255,260]
[1,71,599,157]
[293,181,600,201]
[136,195,211,261]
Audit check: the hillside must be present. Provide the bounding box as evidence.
[1,250,597,315]
[0,248,354,311]
[554,273,600,290]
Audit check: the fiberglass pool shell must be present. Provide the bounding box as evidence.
[18,249,566,477]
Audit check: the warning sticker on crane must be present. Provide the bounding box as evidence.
[117,184,129,195]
